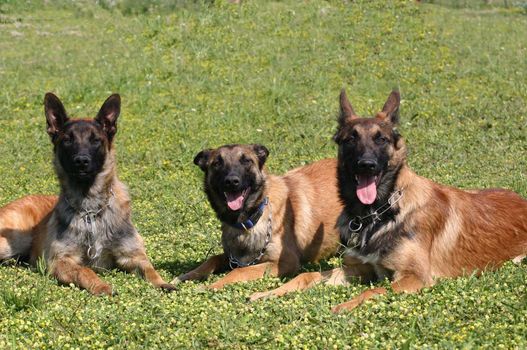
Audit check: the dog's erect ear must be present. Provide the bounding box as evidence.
[334,89,359,143]
[338,89,358,126]
[95,94,121,142]
[194,149,212,172]
[377,90,400,125]
[44,93,69,140]
[252,144,269,168]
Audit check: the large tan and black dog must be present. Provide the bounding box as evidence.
[172,144,342,289]
[0,93,175,295]
[250,90,527,312]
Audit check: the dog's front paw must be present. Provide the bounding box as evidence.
[204,282,224,291]
[159,283,177,292]
[248,291,273,302]
[172,272,198,284]
[91,283,114,296]
[170,277,182,285]
[331,299,360,314]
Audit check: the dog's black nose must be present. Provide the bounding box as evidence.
[358,159,377,172]
[74,155,91,169]
[224,175,240,187]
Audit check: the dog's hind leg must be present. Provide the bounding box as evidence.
[172,253,229,284]
[0,230,32,261]
[0,235,8,260]
[0,203,31,260]
[0,195,56,261]
[512,254,525,265]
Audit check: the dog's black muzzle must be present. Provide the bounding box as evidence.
[70,154,97,179]
[224,173,241,191]
[357,158,378,173]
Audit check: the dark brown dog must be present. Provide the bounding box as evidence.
[249,90,527,312]
[172,144,342,289]
[0,93,175,295]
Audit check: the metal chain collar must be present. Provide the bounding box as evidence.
[228,201,273,269]
[63,188,115,260]
[346,189,404,248]
[83,209,104,260]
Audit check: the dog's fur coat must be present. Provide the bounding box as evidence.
[0,93,175,295]
[173,144,342,289]
[249,90,527,312]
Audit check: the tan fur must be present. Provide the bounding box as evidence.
[0,195,56,260]
[175,156,342,289]
[249,91,527,312]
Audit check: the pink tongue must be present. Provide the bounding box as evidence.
[226,192,245,211]
[356,175,377,205]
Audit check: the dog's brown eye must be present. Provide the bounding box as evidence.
[346,132,358,144]
[240,157,253,165]
[212,157,223,168]
[91,137,101,146]
[62,136,72,146]
[375,136,389,145]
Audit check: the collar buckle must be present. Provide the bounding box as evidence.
[240,221,253,232]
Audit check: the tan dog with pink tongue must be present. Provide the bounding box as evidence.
[172,143,343,289]
[249,89,527,313]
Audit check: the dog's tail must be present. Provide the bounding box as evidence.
[0,195,57,260]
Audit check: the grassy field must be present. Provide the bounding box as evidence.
[0,0,526,348]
